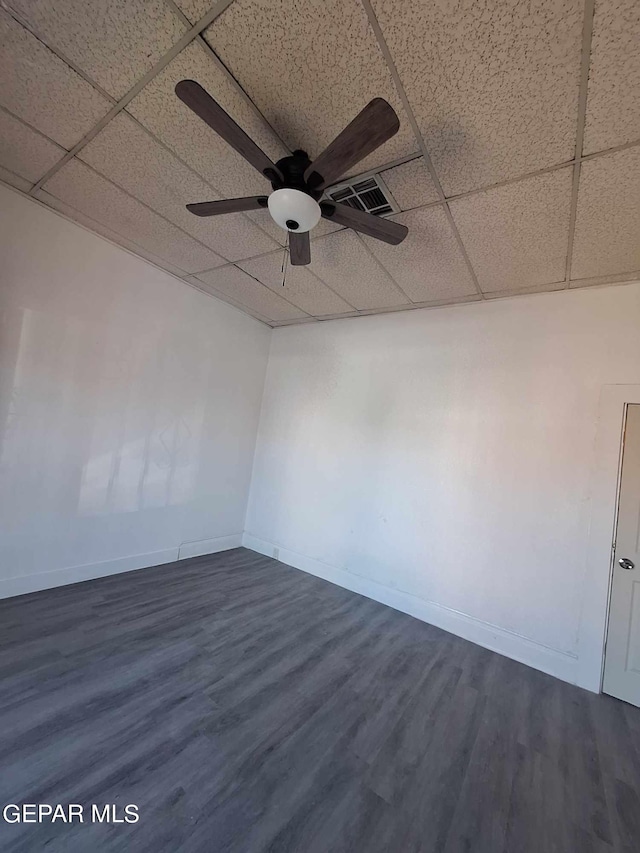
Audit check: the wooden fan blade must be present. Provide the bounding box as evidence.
[304,99,400,191]
[320,202,407,245]
[175,80,283,183]
[186,197,268,217]
[289,231,311,265]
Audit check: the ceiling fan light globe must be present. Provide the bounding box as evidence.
[267,188,321,233]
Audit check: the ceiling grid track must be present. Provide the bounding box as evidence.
[24,88,639,287]
[185,275,280,325]
[27,0,238,196]
[185,122,640,281]
[17,0,288,266]
[359,0,485,300]
[564,0,596,286]
[162,0,292,155]
[315,132,640,225]
[33,186,195,277]
[445,160,575,204]
[20,183,278,327]
[230,247,363,316]
[194,255,318,323]
[116,108,284,254]
[2,0,638,324]
[42,156,253,268]
[581,136,640,163]
[227,262,319,316]
[0,103,67,152]
[352,231,415,305]
[191,245,285,276]
[298,264,360,313]
[189,227,413,313]
[159,0,295,254]
[328,151,423,187]
[0,4,118,105]
[189,246,360,318]
[569,269,640,288]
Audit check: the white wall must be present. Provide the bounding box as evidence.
[0,184,271,597]
[245,282,640,689]
[5,181,640,692]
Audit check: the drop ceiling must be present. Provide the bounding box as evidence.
[1,0,639,326]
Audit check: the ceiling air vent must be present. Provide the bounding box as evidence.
[324,173,398,216]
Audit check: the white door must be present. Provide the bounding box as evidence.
[603,404,640,707]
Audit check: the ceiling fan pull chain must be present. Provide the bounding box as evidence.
[281,236,288,288]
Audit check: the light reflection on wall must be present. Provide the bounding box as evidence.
[0,184,270,588]
[0,304,208,522]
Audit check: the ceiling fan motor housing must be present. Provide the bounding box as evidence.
[266,151,323,233]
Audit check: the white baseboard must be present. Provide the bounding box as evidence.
[177,533,243,560]
[242,533,582,689]
[0,534,242,600]
[0,547,179,600]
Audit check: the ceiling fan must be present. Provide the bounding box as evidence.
[175,80,408,266]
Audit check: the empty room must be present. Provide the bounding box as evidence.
[1,0,640,850]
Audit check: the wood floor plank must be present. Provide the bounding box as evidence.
[1,547,639,852]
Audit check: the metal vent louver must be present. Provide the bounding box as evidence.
[325,174,398,216]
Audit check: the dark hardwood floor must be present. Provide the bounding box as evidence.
[1,547,639,852]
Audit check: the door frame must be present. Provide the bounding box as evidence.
[577,385,640,692]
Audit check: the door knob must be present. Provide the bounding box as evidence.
[618,558,635,570]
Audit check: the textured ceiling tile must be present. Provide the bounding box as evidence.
[583,0,640,155]
[195,265,308,321]
[245,209,288,246]
[571,147,640,280]
[6,0,186,100]
[204,0,416,175]
[308,230,408,310]
[239,252,355,316]
[0,10,111,148]
[127,40,288,199]
[187,276,272,324]
[173,0,213,23]
[0,109,65,183]
[0,166,31,193]
[371,0,583,195]
[449,168,573,293]
[363,207,477,302]
[396,293,482,310]
[43,159,224,273]
[34,188,187,277]
[311,218,345,239]
[380,158,440,210]
[79,113,278,261]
